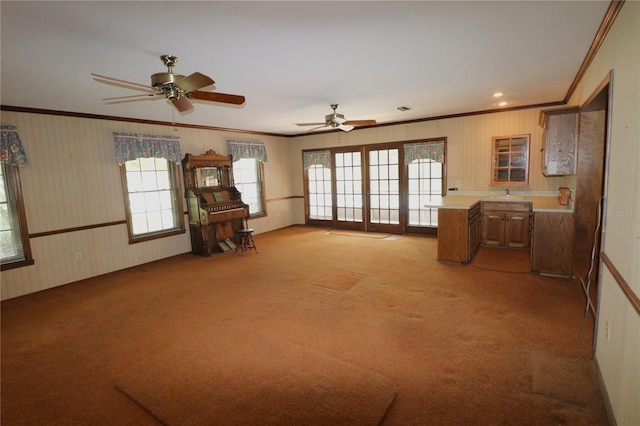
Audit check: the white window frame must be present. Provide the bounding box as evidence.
[233,158,266,217]
[120,157,185,243]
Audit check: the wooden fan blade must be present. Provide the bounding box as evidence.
[103,93,159,101]
[175,72,215,93]
[172,96,193,112]
[344,120,377,126]
[338,125,355,132]
[91,73,156,91]
[189,91,246,105]
[297,122,326,127]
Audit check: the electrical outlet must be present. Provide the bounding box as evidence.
[75,252,82,261]
[605,320,611,340]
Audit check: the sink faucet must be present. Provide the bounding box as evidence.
[505,188,510,196]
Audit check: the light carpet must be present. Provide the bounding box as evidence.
[115,322,397,426]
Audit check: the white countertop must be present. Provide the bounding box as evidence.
[425,195,573,213]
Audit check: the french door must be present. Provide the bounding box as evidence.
[304,139,445,234]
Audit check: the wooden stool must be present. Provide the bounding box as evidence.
[235,228,258,255]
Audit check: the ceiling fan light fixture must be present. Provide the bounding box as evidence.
[164,86,180,100]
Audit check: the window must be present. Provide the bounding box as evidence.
[408,159,443,226]
[121,157,184,242]
[1,163,33,270]
[233,158,265,216]
[303,139,446,232]
[491,134,530,186]
[335,151,363,222]
[307,164,332,220]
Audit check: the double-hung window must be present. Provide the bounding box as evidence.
[121,157,185,242]
[114,132,185,243]
[228,140,268,218]
[1,163,33,270]
[233,158,265,216]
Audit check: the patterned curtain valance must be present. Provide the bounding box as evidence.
[1,125,29,166]
[404,140,445,163]
[227,140,268,162]
[113,132,182,164]
[303,150,332,169]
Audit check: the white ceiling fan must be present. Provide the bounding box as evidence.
[297,104,376,132]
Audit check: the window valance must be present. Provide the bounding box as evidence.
[113,132,182,164]
[404,140,445,163]
[303,150,332,169]
[1,125,29,166]
[227,140,268,162]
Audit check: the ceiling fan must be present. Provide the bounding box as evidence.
[91,55,245,112]
[297,104,376,132]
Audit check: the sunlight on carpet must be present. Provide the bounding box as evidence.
[115,323,396,426]
[325,229,394,239]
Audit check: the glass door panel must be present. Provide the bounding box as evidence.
[334,151,363,229]
[367,147,401,233]
[407,159,442,227]
[307,165,332,220]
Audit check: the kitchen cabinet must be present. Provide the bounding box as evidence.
[437,202,480,263]
[491,134,530,186]
[481,201,532,248]
[539,107,579,176]
[531,212,574,277]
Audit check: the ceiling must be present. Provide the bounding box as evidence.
[1,1,611,136]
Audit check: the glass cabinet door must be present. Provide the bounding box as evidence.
[491,134,530,186]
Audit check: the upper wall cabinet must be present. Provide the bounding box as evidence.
[539,107,579,176]
[491,134,530,187]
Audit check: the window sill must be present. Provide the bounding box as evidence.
[1,258,35,271]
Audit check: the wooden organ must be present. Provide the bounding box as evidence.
[182,150,249,256]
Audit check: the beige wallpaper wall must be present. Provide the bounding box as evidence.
[294,107,568,195]
[566,2,639,425]
[0,113,294,300]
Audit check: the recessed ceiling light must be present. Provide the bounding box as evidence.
[498,101,508,107]
[395,106,411,111]
[493,92,504,98]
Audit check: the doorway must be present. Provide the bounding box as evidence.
[573,72,613,317]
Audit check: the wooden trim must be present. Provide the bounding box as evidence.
[2,101,567,140]
[0,105,286,138]
[267,195,302,202]
[601,251,640,316]
[564,1,625,103]
[29,220,127,238]
[7,164,33,264]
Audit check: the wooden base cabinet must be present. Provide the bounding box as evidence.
[481,202,532,248]
[531,212,574,277]
[437,203,480,263]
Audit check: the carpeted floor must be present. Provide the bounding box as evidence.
[115,322,396,426]
[1,225,608,425]
[472,246,532,273]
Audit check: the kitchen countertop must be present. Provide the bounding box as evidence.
[424,195,573,213]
